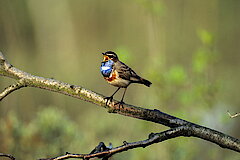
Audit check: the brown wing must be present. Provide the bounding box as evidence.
[115,61,141,82]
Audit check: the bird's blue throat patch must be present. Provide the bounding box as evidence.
[100,60,114,77]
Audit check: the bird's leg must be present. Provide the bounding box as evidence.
[104,87,120,105]
[115,87,127,108]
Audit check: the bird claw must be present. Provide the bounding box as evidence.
[115,101,125,108]
[104,96,113,105]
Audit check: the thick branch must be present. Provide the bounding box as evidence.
[1,52,240,156]
[0,51,188,128]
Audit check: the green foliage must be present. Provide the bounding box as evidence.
[150,29,220,122]
[193,30,217,73]
[28,107,80,156]
[165,66,187,85]
[197,29,213,46]
[0,107,81,159]
[0,1,239,160]
[134,0,165,15]
[193,49,210,73]
[30,107,78,140]
[115,47,132,64]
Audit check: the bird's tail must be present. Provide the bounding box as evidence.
[140,78,152,87]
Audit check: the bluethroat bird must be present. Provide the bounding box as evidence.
[100,51,152,106]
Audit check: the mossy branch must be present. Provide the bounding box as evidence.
[0,51,239,159]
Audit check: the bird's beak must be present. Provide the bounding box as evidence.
[103,55,109,62]
[102,52,106,55]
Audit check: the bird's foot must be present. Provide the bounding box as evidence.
[104,96,113,105]
[115,100,125,109]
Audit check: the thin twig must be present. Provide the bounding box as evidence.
[40,125,240,160]
[0,51,240,159]
[0,79,26,101]
[40,127,191,160]
[227,111,240,118]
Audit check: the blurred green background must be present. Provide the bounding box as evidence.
[0,0,239,160]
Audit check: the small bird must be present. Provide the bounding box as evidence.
[100,51,152,105]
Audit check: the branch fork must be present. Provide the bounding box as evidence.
[0,51,239,160]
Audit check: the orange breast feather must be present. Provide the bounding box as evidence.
[104,70,117,82]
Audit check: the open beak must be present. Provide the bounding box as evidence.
[103,55,109,62]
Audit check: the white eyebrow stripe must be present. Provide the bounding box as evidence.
[101,66,111,70]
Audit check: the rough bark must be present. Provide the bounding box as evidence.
[0,52,239,160]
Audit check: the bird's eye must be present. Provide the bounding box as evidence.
[108,55,113,58]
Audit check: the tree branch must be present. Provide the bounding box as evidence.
[0,51,188,128]
[39,127,191,160]
[0,79,26,100]
[0,51,239,159]
[40,125,240,160]
[227,111,240,118]
[0,153,15,160]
